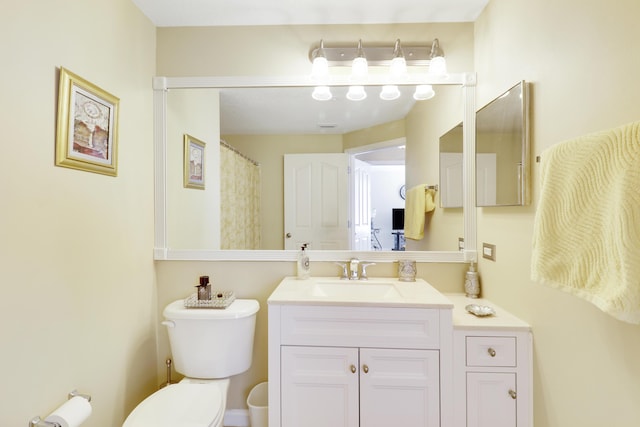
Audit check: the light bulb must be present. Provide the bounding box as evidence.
[346,85,367,101]
[311,86,332,101]
[413,85,435,100]
[311,56,329,81]
[351,39,368,81]
[380,85,401,101]
[429,56,447,76]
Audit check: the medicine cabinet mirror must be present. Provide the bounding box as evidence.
[439,80,530,207]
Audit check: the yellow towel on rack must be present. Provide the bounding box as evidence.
[404,185,436,240]
[531,121,640,324]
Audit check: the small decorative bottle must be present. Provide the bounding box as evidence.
[464,262,480,298]
[297,244,310,280]
[196,275,211,300]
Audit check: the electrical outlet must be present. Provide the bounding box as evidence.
[482,243,496,261]
[458,237,464,250]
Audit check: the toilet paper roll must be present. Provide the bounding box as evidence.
[44,396,92,427]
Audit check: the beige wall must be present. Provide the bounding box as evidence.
[0,0,156,426]
[474,0,640,426]
[167,89,222,250]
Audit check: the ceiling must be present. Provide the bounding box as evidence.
[142,0,488,139]
[132,0,489,27]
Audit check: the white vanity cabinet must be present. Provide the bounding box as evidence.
[448,295,532,427]
[268,281,454,427]
[281,345,440,427]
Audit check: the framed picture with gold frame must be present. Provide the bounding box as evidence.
[55,67,119,176]
[184,134,205,189]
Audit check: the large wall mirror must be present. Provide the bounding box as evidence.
[440,80,530,207]
[153,74,477,262]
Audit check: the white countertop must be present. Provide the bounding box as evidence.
[268,276,454,309]
[446,293,531,331]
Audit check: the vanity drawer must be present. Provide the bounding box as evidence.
[466,336,516,367]
[279,305,441,349]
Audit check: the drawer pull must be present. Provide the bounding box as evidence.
[350,364,357,374]
[508,389,517,399]
[487,347,497,357]
[362,364,369,374]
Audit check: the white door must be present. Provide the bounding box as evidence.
[284,153,349,250]
[467,372,517,427]
[281,346,359,427]
[360,348,440,427]
[440,152,497,207]
[440,152,464,208]
[476,153,497,206]
[352,158,372,250]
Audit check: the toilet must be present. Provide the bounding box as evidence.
[123,298,260,427]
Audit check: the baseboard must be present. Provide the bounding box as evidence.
[224,409,250,427]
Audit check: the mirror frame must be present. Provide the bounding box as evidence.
[153,73,478,263]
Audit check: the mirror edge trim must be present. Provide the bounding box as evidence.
[155,249,477,262]
[153,73,478,263]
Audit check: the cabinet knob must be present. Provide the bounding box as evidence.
[487,347,497,357]
[508,389,517,399]
[350,364,356,374]
[286,232,292,238]
[362,364,369,374]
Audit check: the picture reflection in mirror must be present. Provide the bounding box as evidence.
[439,81,530,207]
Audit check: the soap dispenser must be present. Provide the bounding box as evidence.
[297,244,310,280]
[464,262,480,298]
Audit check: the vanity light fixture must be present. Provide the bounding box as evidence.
[389,39,407,79]
[311,39,329,81]
[351,39,368,81]
[308,38,447,102]
[428,38,447,76]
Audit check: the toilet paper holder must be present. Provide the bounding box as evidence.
[29,390,91,427]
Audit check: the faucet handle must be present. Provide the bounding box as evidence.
[334,262,348,279]
[360,262,376,280]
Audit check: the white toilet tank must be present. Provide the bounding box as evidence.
[163,299,260,379]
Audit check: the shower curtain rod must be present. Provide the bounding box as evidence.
[219,139,260,166]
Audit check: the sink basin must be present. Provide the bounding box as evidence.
[267,276,454,308]
[309,281,401,299]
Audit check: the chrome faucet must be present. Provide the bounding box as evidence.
[349,258,360,280]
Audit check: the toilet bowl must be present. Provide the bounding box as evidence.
[123,299,259,427]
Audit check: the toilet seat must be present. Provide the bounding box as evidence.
[123,383,224,427]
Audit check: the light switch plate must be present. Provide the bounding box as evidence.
[482,243,496,261]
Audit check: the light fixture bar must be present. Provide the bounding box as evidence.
[309,40,443,66]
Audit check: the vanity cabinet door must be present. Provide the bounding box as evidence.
[281,346,359,427]
[466,372,516,427]
[360,348,440,427]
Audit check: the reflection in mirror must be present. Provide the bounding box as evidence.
[439,80,530,207]
[154,75,477,262]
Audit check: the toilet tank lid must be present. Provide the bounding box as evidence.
[164,299,259,320]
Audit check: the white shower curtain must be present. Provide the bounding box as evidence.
[219,142,261,249]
